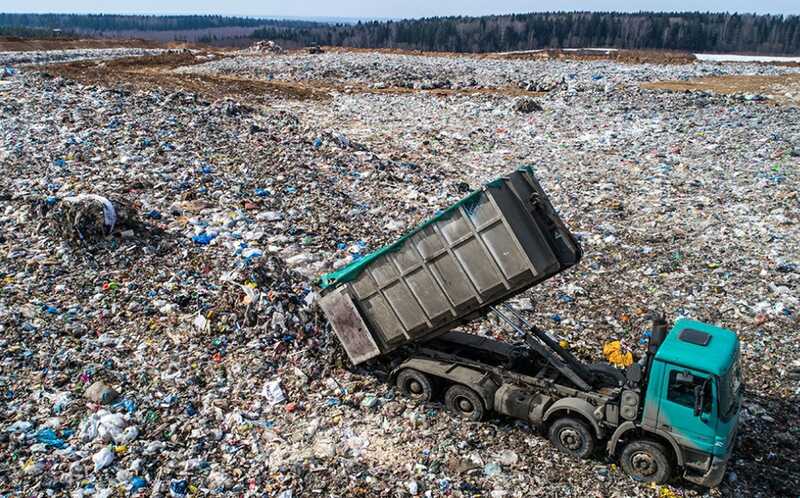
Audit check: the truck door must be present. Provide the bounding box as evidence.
[657,365,716,454]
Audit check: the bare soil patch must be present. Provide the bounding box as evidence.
[0,36,185,52]
[642,73,800,104]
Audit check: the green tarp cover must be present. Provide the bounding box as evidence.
[318,168,532,289]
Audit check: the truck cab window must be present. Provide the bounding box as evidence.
[667,370,712,413]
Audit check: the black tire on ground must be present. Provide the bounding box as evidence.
[620,440,674,484]
[548,417,596,459]
[444,385,485,421]
[396,369,435,402]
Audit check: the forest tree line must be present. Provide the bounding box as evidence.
[253,12,800,55]
[2,12,799,54]
[0,25,80,38]
[0,13,319,33]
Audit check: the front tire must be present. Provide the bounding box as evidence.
[444,385,485,421]
[620,440,673,483]
[396,369,435,402]
[548,417,595,459]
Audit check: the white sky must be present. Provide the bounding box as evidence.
[2,1,798,18]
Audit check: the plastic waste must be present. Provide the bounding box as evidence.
[496,449,519,466]
[170,479,189,497]
[262,380,286,406]
[92,446,115,472]
[36,428,67,448]
[130,476,147,493]
[484,462,502,477]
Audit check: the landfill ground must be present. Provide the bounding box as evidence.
[0,36,192,52]
[1,44,799,498]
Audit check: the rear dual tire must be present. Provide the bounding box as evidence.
[444,385,485,421]
[396,370,486,422]
[396,369,436,402]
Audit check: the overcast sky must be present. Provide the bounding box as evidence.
[3,0,798,18]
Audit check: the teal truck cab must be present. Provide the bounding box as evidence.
[318,168,742,486]
[622,317,743,486]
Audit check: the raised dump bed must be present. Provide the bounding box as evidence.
[318,166,582,364]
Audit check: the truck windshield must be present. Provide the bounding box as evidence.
[718,353,742,421]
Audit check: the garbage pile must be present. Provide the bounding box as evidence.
[513,97,543,113]
[177,50,800,94]
[0,48,165,66]
[248,40,286,55]
[517,76,566,92]
[33,194,141,243]
[0,47,798,497]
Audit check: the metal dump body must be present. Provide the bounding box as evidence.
[319,167,582,364]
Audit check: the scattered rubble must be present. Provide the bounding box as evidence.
[513,97,543,113]
[517,76,566,92]
[0,47,165,66]
[248,40,285,54]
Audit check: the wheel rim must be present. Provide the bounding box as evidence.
[558,427,583,451]
[630,450,658,477]
[455,396,474,413]
[408,380,423,395]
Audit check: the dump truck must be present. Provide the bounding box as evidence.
[318,167,742,487]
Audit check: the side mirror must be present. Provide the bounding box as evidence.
[693,377,709,417]
[693,385,703,416]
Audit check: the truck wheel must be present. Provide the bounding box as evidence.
[396,369,435,402]
[548,417,595,459]
[444,385,485,421]
[620,440,673,483]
